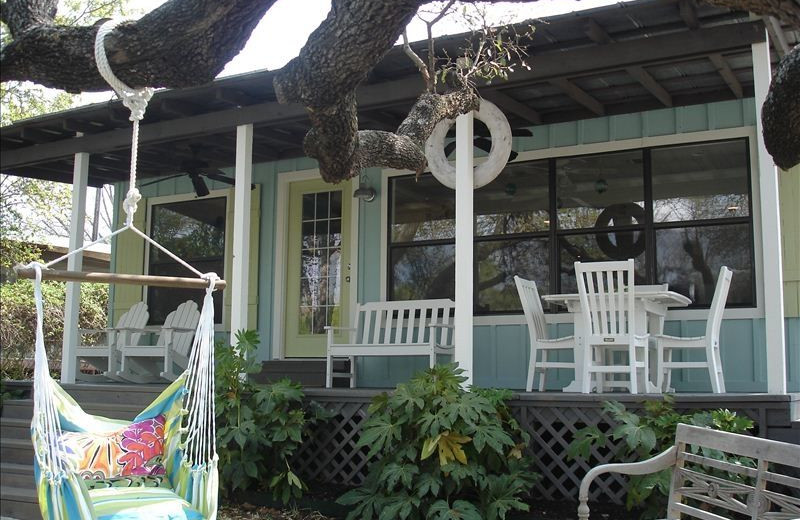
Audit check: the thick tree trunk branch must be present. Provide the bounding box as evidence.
[1,0,279,92]
[1,0,58,37]
[704,0,800,27]
[763,44,800,169]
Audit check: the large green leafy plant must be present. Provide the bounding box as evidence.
[568,397,754,518]
[338,364,538,520]
[215,330,330,503]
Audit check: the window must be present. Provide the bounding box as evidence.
[147,197,226,324]
[387,138,755,312]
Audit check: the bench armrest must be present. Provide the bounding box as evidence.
[427,322,454,329]
[162,326,196,333]
[79,328,107,335]
[577,445,677,520]
[324,326,357,331]
[116,326,161,333]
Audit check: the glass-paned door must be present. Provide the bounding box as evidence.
[284,179,351,357]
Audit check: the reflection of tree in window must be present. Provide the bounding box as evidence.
[147,197,226,324]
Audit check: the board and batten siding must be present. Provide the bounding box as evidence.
[109,98,798,391]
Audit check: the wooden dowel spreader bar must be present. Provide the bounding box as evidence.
[14,267,227,290]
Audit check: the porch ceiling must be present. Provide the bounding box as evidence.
[1,0,797,187]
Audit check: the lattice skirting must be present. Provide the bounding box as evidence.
[292,391,797,504]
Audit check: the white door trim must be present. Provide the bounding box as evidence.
[271,169,358,360]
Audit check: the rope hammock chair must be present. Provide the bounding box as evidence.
[14,20,222,520]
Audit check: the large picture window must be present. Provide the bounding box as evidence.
[387,138,755,313]
[147,197,226,324]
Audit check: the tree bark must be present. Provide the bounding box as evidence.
[704,0,800,28]
[763,44,800,169]
[1,0,279,92]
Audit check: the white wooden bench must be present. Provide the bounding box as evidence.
[578,423,800,519]
[325,299,456,388]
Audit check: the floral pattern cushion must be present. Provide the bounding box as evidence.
[60,415,166,480]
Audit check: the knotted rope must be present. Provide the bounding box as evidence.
[94,19,153,224]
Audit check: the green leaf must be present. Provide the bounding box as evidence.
[413,472,442,498]
[567,426,606,460]
[380,463,419,492]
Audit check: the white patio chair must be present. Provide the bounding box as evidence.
[514,276,576,392]
[75,301,149,381]
[116,300,200,383]
[654,266,732,393]
[575,259,649,394]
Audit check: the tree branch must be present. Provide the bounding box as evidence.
[1,0,280,92]
[2,0,58,38]
[703,0,800,27]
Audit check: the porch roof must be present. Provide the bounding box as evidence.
[1,0,797,187]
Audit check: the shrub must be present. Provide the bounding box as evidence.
[567,396,754,518]
[338,364,538,520]
[0,279,108,379]
[215,330,330,504]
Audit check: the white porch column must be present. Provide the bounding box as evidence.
[61,152,89,384]
[230,124,253,345]
[752,35,786,394]
[454,112,474,386]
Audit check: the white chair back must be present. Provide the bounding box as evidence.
[705,266,733,343]
[157,300,200,357]
[514,276,548,342]
[575,260,635,341]
[116,302,149,347]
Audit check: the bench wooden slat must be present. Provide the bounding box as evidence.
[676,424,800,464]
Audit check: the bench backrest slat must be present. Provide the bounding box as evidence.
[350,299,455,346]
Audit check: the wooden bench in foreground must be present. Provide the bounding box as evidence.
[578,423,800,519]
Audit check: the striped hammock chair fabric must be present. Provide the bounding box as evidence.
[29,264,219,520]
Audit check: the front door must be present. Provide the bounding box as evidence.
[284,178,352,357]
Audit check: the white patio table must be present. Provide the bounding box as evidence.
[541,285,691,393]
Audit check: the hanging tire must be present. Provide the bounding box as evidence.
[425,99,513,190]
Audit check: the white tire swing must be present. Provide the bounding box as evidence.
[424,98,513,189]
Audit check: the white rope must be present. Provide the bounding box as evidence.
[94,18,152,222]
[182,274,219,467]
[28,263,69,484]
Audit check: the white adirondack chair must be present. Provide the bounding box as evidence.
[575,259,649,394]
[514,276,576,392]
[75,302,149,381]
[654,266,732,393]
[116,300,200,383]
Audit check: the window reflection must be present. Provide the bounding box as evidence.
[557,150,644,230]
[559,232,647,293]
[477,238,549,313]
[148,197,226,324]
[652,141,749,222]
[391,175,455,242]
[390,244,455,301]
[476,160,550,236]
[656,224,753,305]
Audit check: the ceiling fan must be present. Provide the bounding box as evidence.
[140,148,251,197]
[444,123,532,162]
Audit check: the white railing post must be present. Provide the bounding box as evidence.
[752,34,786,394]
[61,152,89,384]
[454,112,474,386]
[230,124,253,347]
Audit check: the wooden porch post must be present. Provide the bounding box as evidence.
[454,112,474,386]
[61,152,89,384]
[230,123,253,346]
[752,34,786,394]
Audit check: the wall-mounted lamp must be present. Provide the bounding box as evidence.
[353,174,376,202]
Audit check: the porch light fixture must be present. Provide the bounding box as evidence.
[353,174,376,202]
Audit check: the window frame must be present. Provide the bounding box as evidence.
[384,134,758,316]
[144,188,231,329]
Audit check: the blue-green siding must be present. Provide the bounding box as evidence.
[110,97,798,391]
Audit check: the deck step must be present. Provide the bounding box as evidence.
[0,463,35,489]
[0,417,30,439]
[0,438,33,465]
[0,485,39,520]
[1,399,142,421]
[256,359,351,387]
